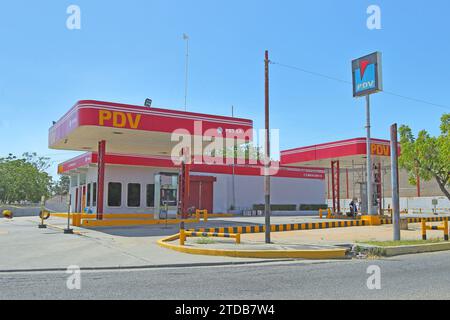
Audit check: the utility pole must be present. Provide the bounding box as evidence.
[366,95,374,215]
[231,105,236,210]
[264,50,271,244]
[390,123,400,241]
[183,33,189,111]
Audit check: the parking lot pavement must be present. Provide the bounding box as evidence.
[2,214,448,272]
[0,217,273,271]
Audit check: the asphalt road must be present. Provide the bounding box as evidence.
[1,250,450,300]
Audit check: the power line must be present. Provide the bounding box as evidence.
[270,61,351,85]
[270,60,450,112]
[382,90,450,111]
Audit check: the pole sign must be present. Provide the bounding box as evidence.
[352,52,383,97]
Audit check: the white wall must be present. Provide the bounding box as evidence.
[195,172,326,213]
[329,196,450,214]
[69,165,326,214]
[69,165,178,214]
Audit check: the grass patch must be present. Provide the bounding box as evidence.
[194,237,217,245]
[357,239,444,247]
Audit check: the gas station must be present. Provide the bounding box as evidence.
[51,100,326,221]
[281,137,395,215]
[49,53,448,227]
[50,99,446,223]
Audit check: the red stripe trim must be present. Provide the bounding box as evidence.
[49,100,253,147]
[58,153,325,180]
[76,100,252,124]
[280,138,399,164]
[281,137,390,154]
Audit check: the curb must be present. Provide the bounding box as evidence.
[0,259,297,274]
[356,242,450,257]
[82,218,199,227]
[157,234,348,260]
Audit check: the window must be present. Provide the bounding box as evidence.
[87,183,91,207]
[127,183,141,207]
[92,182,97,206]
[146,184,155,207]
[108,182,122,207]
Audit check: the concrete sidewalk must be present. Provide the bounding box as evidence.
[2,215,448,271]
[0,217,274,271]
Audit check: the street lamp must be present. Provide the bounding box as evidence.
[144,98,152,108]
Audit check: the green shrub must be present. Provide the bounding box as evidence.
[252,204,297,211]
[195,237,216,244]
[299,204,328,211]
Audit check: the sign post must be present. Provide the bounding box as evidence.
[390,123,401,241]
[352,52,383,218]
[264,50,271,244]
[64,194,74,234]
[38,196,47,229]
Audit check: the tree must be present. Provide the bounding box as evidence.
[399,113,450,200]
[0,153,53,203]
[52,175,70,196]
[220,142,263,162]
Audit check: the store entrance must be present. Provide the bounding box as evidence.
[187,176,216,213]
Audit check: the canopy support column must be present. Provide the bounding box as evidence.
[97,140,106,220]
[178,147,190,219]
[331,160,341,214]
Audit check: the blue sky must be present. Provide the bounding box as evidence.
[1,0,449,178]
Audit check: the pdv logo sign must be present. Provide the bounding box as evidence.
[352,52,383,97]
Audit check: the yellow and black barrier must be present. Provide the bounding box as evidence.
[421,218,449,241]
[189,216,450,235]
[190,220,368,235]
[180,222,240,245]
[380,216,448,225]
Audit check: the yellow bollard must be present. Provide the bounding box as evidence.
[444,219,449,241]
[421,219,427,240]
[195,209,201,221]
[319,209,323,219]
[73,213,81,227]
[203,210,208,222]
[2,210,12,219]
[236,233,241,244]
[179,222,186,246]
